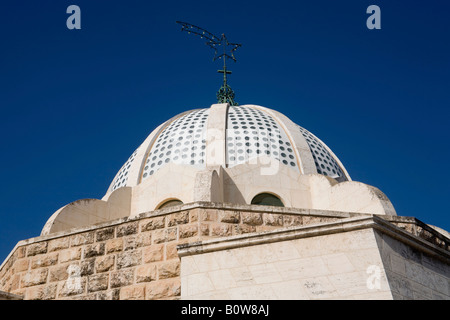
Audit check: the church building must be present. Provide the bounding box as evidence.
[0,101,449,300]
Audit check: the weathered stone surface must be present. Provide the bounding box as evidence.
[70,232,94,247]
[140,217,165,232]
[219,210,240,223]
[80,259,95,276]
[110,269,134,288]
[123,236,137,251]
[106,238,123,254]
[200,223,210,236]
[59,247,82,263]
[143,244,164,263]
[234,224,256,235]
[88,274,109,293]
[96,227,115,242]
[211,224,232,237]
[95,255,115,273]
[200,209,217,222]
[26,283,57,300]
[83,243,105,259]
[14,259,30,273]
[146,278,180,300]
[59,276,86,297]
[117,250,142,269]
[49,264,70,282]
[179,224,198,239]
[26,242,47,257]
[8,275,20,292]
[21,269,48,287]
[153,228,177,244]
[158,260,180,279]
[263,213,283,226]
[48,238,70,252]
[120,284,146,300]
[136,232,152,248]
[167,211,189,227]
[136,264,157,283]
[302,216,336,226]
[283,215,303,227]
[31,253,58,269]
[241,212,263,226]
[96,289,120,300]
[166,243,178,260]
[117,222,138,237]
[189,209,199,222]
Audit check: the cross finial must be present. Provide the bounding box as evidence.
[176,21,241,105]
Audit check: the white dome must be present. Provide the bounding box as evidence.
[106,104,350,195]
[43,103,397,236]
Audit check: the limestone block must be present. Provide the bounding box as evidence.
[136,232,152,248]
[167,211,190,227]
[136,264,157,283]
[208,269,237,290]
[21,269,48,287]
[83,243,105,259]
[48,238,70,252]
[70,232,94,247]
[31,253,58,269]
[241,212,263,226]
[120,284,146,300]
[140,216,165,232]
[96,289,120,300]
[248,263,283,284]
[146,278,180,300]
[110,269,134,288]
[26,242,47,257]
[116,221,138,237]
[219,210,240,223]
[283,215,303,227]
[14,259,30,273]
[211,224,232,237]
[80,259,95,276]
[166,243,179,260]
[116,250,142,269]
[153,228,177,244]
[49,264,70,282]
[59,275,86,297]
[269,279,309,299]
[234,224,256,235]
[158,260,180,279]
[106,238,123,254]
[26,283,57,300]
[263,213,283,226]
[183,273,214,297]
[143,244,164,263]
[88,274,109,293]
[95,255,115,273]
[179,224,198,239]
[300,276,339,299]
[96,227,115,242]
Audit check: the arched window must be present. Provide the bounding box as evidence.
[157,199,183,209]
[251,193,284,207]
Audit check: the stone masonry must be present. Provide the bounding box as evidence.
[0,202,362,300]
[1,202,449,300]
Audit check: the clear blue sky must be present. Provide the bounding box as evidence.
[0,0,449,262]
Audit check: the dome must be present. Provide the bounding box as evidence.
[106,104,351,195]
[43,103,396,236]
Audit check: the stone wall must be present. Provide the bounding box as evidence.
[0,203,353,300]
[179,218,393,299]
[178,215,450,300]
[375,230,450,299]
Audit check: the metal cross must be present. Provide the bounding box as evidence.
[176,21,241,105]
